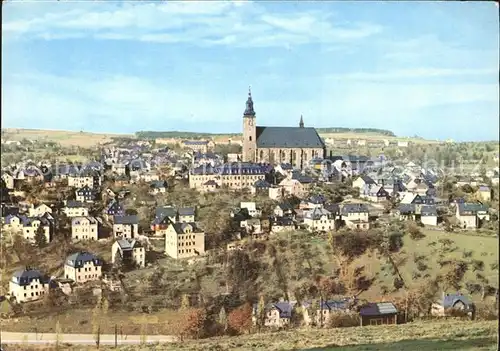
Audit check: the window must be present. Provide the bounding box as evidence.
[249,136,252,141]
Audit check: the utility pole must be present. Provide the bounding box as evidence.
[115,324,118,348]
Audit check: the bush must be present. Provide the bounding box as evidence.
[326,312,360,328]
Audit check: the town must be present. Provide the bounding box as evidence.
[0,90,498,348]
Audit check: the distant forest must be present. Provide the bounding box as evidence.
[136,128,395,139]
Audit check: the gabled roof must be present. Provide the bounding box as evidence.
[71,216,99,226]
[458,203,489,215]
[397,203,416,214]
[253,179,271,188]
[271,216,294,226]
[256,126,324,148]
[116,238,143,250]
[358,175,377,185]
[304,207,331,220]
[178,207,195,216]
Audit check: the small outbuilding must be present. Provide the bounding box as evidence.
[359,302,398,326]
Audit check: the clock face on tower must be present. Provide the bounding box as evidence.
[249,118,254,126]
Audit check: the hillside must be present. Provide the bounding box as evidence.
[1,128,134,147]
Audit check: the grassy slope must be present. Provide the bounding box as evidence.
[4,320,498,351]
[2,128,134,147]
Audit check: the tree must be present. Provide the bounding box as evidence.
[228,303,253,335]
[175,308,208,340]
[255,295,266,331]
[218,307,228,334]
[34,225,47,248]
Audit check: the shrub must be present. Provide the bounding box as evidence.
[326,312,360,328]
[227,303,253,335]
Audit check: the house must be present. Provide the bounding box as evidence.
[64,252,103,284]
[75,185,96,203]
[456,203,489,229]
[240,218,263,236]
[253,301,296,328]
[352,175,377,189]
[67,172,101,189]
[111,162,127,176]
[361,185,390,203]
[178,207,196,223]
[71,216,101,241]
[21,215,53,243]
[303,299,354,326]
[240,202,262,218]
[476,186,491,202]
[396,204,416,221]
[164,222,205,259]
[268,185,284,200]
[104,199,124,221]
[303,207,335,232]
[27,203,52,217]
[9,267,52,303]
[341,204,370,230]
[274,203,295,218]
[200,180,219,192]
[307,194,326,208]
[270,216,295,233]
[250,179,271,195]
[274,163,294,177]
[420,205,438,226]
[431,292,475,318]
[111,239,146,268]
[63,200,90,217]
[113,215,139,239]
[1,172,15,190]
[279,178,309,198]
[359,302,398,326]
[149,180,168,195]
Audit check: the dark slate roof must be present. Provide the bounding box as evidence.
[12,268,48,286]
[308,194,326,204]
[269,302,294,318]
[291,172,314,184]
[155,206,177,220]
[172,222,201,234]
[178,207,195,216]
[272,216,295,226]
[359,302,398,316]
[279,163,293,170]
[253,179,271,188]
[323,203,340,215]
[359,175,376,185]
[458,203,489,215]
[277,202,294,211]
[114,215,138,225]
[421,205,437,216]
[116,238,143,250]
[66,252,102,268]
[203,180,219,186]
[398,203,416,214]
[255,126,325,148]
[320,299,351,311]
[65,200,87,208]
[150,180,167,189]
[341,203,369,214]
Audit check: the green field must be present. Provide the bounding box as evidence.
[5,319,496,351]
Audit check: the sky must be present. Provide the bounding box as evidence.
[2,1,499,141]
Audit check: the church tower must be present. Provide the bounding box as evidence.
[299,114,304,128]
[242,87,257,162]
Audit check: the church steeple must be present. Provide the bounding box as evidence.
[299,114,304,128]
[243,86,255,117]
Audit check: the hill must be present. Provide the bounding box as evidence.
[1,128,134,147]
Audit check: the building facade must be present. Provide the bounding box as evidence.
[241,89,326,168]
[189,163,268,190]
[9,268,51,303]
[64,252,103,284]
[71,216,100,241]
[164,222,205,259]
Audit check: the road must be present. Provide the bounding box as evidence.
[0,331,176,345]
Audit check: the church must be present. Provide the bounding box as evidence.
[242,89,326,169]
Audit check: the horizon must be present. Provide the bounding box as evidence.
[2,1,499,142]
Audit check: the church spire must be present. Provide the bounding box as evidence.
[299,114,304,128]
[243,86,255,117]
